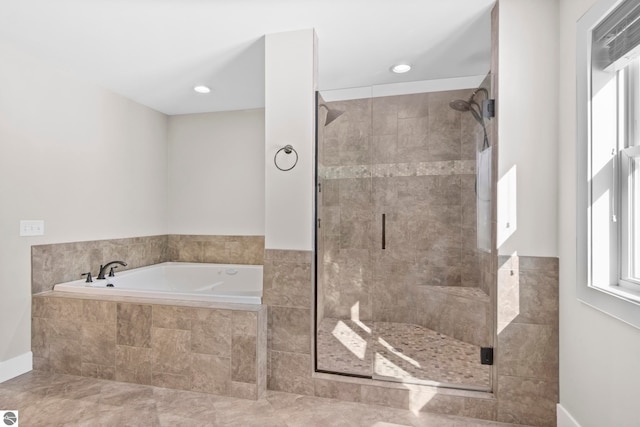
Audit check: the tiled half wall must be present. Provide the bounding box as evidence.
[496,255,559,426]
[31,235,265,294]
[32,294,267,400]
[266,249,558,426]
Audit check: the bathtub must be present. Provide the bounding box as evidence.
[53,262,262,304]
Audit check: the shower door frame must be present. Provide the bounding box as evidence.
[312,86,496,392]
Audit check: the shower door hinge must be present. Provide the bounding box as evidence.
[480,347,494,365]
[482,99,495,118]
[317,218,321,228]
[318,183,321,193]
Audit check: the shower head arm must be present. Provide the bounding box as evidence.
[468,100,483,123]
[469,87,489,103]
[318,103,344,126]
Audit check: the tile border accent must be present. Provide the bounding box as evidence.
[319,160,475,180]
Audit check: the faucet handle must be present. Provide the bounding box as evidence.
[81,272,93,283]
[108,266,118,277]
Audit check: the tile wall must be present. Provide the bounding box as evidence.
[263,249,314,395]
[32,293,267,400]
[31,235,167,295]
[496,256,559,426]
[317,90,491,347]
[32,235,264,294]
[264,247,558,426]
[167,235,264,265]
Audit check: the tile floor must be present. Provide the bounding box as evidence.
[317,318,490,388]
[0,371,529,426]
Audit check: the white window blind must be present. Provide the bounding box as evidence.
[593,0,640,71]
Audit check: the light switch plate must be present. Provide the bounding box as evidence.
[20,220,44,236]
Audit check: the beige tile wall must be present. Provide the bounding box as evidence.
[496,256,559,426]
[32,234,264,294]
[32,293,267,400]
[318,90,488,332]
[263,249,314,395]
[317,90,493,348]
[167,235,264,265]
[265,247,558,426]
[31,235,167,294]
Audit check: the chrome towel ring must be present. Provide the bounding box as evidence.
[274,144,298,171]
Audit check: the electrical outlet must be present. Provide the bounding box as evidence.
[20,220,44,236]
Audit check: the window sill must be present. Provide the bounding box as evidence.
[592,282,640,306]
[578,282,640,330]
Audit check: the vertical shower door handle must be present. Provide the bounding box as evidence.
[382,213,386,250]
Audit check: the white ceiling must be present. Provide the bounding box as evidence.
[0,0,495,116]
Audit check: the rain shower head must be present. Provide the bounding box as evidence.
[319,103,344,126]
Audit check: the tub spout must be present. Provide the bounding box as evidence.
[97,261,127,280]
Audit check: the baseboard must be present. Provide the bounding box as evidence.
[0,352,32,383]
[557,403,582,427]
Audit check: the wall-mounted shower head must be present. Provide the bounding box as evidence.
[450,99,483,124]
[449,87,490,123]
[450,87,489,113]
[449,99,473,112]
[450,87,491,150]
[318,103,344,126]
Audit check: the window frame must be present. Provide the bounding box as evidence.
[619,59,640,288]
[619,144,640,287]
[577,0,640,329]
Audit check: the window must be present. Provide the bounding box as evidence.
[620,59,640,290]
[578,0,640,329]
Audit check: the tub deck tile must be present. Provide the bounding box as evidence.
[35,290,264,312]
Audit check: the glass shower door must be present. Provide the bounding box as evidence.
[316,78,494,391]
[316,91,375,377]
[368,82,493,390]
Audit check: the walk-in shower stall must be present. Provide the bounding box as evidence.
[315,76,495,391]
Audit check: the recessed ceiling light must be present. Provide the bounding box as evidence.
[391,64,411,74]
[193,85,211,94]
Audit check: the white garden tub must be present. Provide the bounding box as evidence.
[53,262,262,304]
